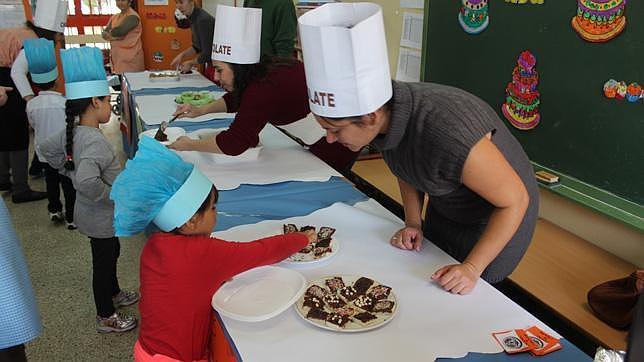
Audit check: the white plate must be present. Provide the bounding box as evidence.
[141,127,185,145]
[212,265,306,322]
[187,128,262,163]
[280,227,339,266]
[295,275,398,333]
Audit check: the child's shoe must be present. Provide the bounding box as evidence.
[96,312,137,333]
[113,290,140,308]
[49,211,64,223]
[66,221,77,230]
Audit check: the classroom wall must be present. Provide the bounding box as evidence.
[340,1,424,77]
[539,190,644,267]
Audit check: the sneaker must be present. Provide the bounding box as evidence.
[96,312,137,333]
[66,221,78,230]
[113,290,139,308]
[49,211,64,223]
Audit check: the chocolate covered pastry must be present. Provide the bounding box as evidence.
[303,296,324,309]
[326,313,350,327]
[283,224,298,234]
[372,300,395,313]
[315,238,331,248]
[307,308,328,321]
[305,285,328,299]
[354,312,377,324]
[339,286,359,301]
[317,226,336,239]
[299,225,316,233]
[353,294,375,311]
[323,294,346,309]
[367,285,392,301]
[325,277,345,293]
[353,277,374,294]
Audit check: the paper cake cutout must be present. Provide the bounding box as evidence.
[458,0,489,34]
[502,50,541,130]
[571,0,627,43]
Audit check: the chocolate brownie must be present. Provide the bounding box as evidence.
[299,225,316,233]
[306,308,328,321]
[323,294,346,309]
[367,285,392,301]
[353,294,375,311]
[317,226,336,239]
[339,286,359,301]
[325,277,345,293]
[372,300,395,313]
[353,277,374,295]
[315,238,331,248]
[313,246,331,258]
[305,285,327,299]
[303,296,324,309]
[283,224,298,234]
[326,313,350,327]
[354,312,377,324]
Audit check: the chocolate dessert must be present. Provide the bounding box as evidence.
[367,285,392,301]
[305,285,327,299]
[323,294,346,309]
[339,286,359,301]
[372,300,395,313]
[353,294,375,311]
[326,313,350,327]
[354,312,377,324]
[306,308,328,321]
[315,238,331,248]
[283,224,298,233]
[317,226,336,239]
[353,277,374,295]
[303,296,324,309]
[325,277,345,293]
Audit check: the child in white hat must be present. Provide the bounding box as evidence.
[299,3,538,295]
[39,46,139,333]
[23,38,77,228]
[169,4,359,173]
[110,136,313,361]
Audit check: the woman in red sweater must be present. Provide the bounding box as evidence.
[111,136,313,361]
[169,5,359,173]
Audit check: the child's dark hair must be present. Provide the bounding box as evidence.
[195,185,219,216]
[25,21,60,41]
[63,96,109,170]
[34,79,56,91]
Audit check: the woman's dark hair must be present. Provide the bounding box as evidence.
[25,20,60,41]
[227,55,298,108]
[63,96,109,170]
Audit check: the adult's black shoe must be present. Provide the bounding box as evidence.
[0,182,11,192]
[12,190,47,203]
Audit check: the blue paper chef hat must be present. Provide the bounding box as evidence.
[110,136,214,236]
[23,38,58,84]
[60,46,109,100]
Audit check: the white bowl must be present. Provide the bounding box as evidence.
[141,127,186,145]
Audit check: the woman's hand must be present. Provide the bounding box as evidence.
[174,104,202,118]
[168,136,195,151]
[0,86,12,107]
[431,262,481,295]
[170,53,183,68]
[180,59,194,73]
[390,225,423,251]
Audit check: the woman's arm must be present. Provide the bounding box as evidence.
[432,136,529,294]
[390,177,425,251]
[10,50,34,100]
[107,15,139,38]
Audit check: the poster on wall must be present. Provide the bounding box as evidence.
[145,0,168,5]
[0,0,27,29]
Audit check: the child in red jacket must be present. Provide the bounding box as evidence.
[111,136,312,361]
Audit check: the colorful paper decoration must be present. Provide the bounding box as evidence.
[458,0,489,34]
[504,0,544,4]
[605,79,643,102]
[502,50,541,130]
[571,0,627,43]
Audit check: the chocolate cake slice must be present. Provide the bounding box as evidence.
[353,294,374,311]
[303,296,324,309]
[306,308,328,321]
[354,312,377,324]
[326,313,350,327]
[317,226,336,239]
[323,294,346,309]
[367,285,392,300]
[305,285,328,299]
[339,285,359,301]
[372,300,395,313]
[325,277,345,293]
[283,224,298,234]
[353,277,375,295]
[299,225,316,233]
[313,246,331,258]
[333,305,355,317]
[315,238,331,248]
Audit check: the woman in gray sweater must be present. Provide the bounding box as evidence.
[299,3,538,295]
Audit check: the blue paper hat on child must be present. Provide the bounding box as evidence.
[23,38,58,84]
[60,47,109,100]
[110,136,213,236]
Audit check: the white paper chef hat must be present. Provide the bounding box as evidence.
[34,0,68,33]
[211,5,262,64]
[298,2,392,118]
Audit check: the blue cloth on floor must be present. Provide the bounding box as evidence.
[0,199,41,348]
[214,177,368,231]
[435,339,591,362]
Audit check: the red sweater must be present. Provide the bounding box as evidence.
[218,61,359,172]
[138,232,308,361]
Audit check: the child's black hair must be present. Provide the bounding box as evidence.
[35,79,57,91]
[25,20,60,42]
[195,185,219,216]
[63,96,109,170]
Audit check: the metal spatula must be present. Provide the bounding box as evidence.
[153,113,181,141]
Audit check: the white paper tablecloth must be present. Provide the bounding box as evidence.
[212,202,560,362]
[134,92,235,125]
[124,70,215,91]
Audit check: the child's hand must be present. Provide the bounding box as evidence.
[301,229,317,244]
